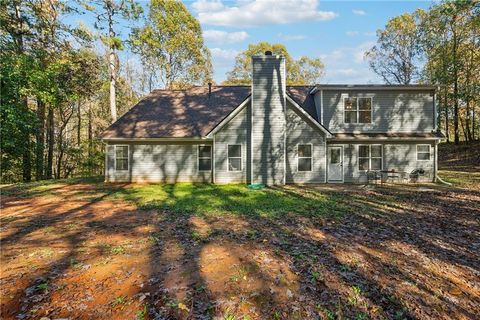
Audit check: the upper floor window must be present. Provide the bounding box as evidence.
[228,145,242,171]
[115,145,129,171]
[344,97,372,124]
[198,145,212,171]
[297,144,312,171]
[416,144,431,161]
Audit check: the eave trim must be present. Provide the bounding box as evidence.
[286,95,332,137]
[206,95,251,137]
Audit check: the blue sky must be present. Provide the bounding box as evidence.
[68,0,435,85]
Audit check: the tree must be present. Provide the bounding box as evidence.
[365,11,424,84]
[130,0,212,90]
[83,0,142,123]
[420,0,479,144]
[291,56,325,85]
[224,42,324,85]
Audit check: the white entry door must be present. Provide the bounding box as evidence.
[328,146,343,182]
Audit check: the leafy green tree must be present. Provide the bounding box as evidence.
[0,53,37,182]
[224,42,324,85]
[365,11,425,85]
[420,0,479,143]
[82,0,142,122]
[291,56,325,85]
[130,0,212,90]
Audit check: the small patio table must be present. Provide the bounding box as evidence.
[380,170,401,184]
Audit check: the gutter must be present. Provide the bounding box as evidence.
[102,137,213,143]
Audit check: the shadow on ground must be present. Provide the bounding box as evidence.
[1,178,479,319]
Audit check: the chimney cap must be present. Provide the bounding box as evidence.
[265,50,272,56]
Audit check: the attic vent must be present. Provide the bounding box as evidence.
[265,50,272,56]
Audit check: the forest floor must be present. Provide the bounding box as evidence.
[1,165,479,319]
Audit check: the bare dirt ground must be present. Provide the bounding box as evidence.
[1,179,479,320]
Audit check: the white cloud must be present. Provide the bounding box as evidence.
[203,30,249,44]
[364,31,376,37]
[192,0,337,27]
[319,41,380,83]
[346,31,359,37]
[210,47,239,63]
[278,33,307,41]
[192,0,224,12]
[352,9,366,16]
[210,47,240,83]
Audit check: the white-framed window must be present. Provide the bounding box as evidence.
[297,144,312,172]
[344,97,372,124]
[198,145,212,171]
[228,144,242,171]
[358,145,382,171]
[115,145,129,171]
[417,144,431,161]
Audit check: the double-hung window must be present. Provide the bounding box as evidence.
[228,145,242,171]
[115,145,129,171]
[297,144,312,171]
[198,146,212,171]
[358,145,382,171]
[417,145,431,161]
[344,97,372,124]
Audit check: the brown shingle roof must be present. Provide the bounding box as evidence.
[286,86,317,119]
[101,85,322,139]
[101,86,250,139]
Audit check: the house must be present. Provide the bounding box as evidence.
[101,51,444,184]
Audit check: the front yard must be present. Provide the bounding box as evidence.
[1,174,479,319]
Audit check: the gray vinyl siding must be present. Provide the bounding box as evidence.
[214,104,249,184]
[333,141,435,183]
[105,142,212,183]
[251,55,286,185]
[285,102,326,183]
[317,90,435,133]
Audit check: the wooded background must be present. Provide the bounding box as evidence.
[1,0,478,183]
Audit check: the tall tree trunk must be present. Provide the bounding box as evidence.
[22,134,32,182]
[460,117,468,142]
[35,98,46,180]
[108,10,117,123]
[444,88,449,142]
[15,3,31,182]
[77,100,81,146]
[46,105,54,179]
[56,131,63,179]
[88,103,93,175]
[466,100,472,142]
[452,22,460,145]
[473,105,476,140]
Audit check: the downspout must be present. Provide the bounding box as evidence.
[434,140,452,186]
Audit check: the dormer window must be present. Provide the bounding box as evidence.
[344,97,372,124]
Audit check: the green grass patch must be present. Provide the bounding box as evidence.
[110,183,351,220]
[0,176,103,198]
[438,170,480,189]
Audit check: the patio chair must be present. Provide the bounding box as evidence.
[366,170,382,185]
[409,169,425,183]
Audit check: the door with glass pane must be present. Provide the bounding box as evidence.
[328,146,343,182]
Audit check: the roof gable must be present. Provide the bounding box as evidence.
[101,85,326,139]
